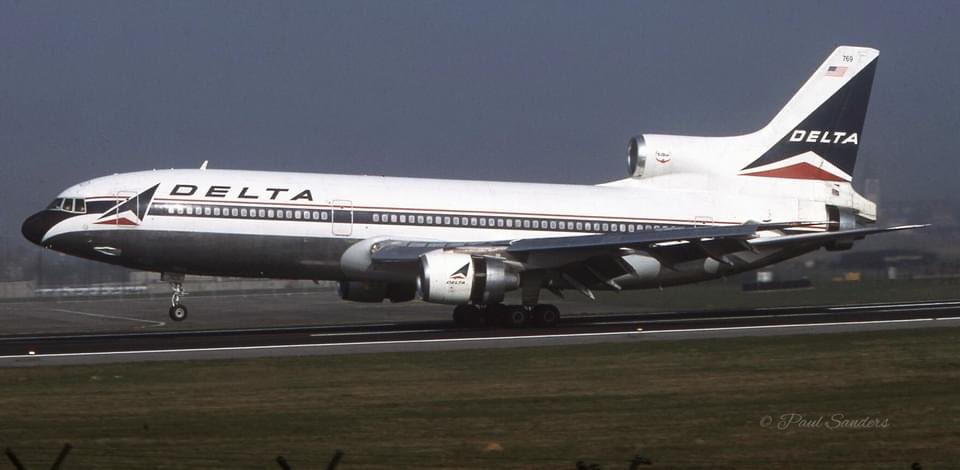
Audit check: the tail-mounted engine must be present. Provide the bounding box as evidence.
[417,251,519,305]
[627,135,648,177]
[626,133,733,178]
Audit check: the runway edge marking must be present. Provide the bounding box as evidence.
[640,317,938,334]
[0,330,640,360]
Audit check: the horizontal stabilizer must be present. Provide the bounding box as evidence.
[750,224,929,248]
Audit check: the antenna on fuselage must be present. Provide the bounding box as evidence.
[200,160,209,170]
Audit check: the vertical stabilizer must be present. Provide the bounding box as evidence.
[738,46,878,182]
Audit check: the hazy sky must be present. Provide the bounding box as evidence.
[2,1,959,243]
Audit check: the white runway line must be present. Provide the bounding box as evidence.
[48,308,166,327]
[639,317,942,335]
[585,312,824,326]
[869,306,960,315]
[827,301,960,311]
[0,322,409,343]
[0,330,640,360]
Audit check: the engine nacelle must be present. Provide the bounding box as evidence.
[627,135,648,177]
[626,133,736,178]
[417,251,519,305]
[338,280,417,303]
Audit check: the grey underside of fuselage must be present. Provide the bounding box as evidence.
[45,230,821,291]
[46,230,357,280]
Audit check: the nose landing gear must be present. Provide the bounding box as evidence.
[164,273,188,322]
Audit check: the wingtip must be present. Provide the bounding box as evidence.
[888,223,931,231]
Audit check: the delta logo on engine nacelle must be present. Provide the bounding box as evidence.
[446,264,469,285]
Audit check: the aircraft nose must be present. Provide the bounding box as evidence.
[21,211,55,246]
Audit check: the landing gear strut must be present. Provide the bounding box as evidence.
[164,273,188,322]
[451,303,560,328]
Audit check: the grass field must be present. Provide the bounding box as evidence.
[2,327,959,469]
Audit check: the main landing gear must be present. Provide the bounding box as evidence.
[164,273,188,322]
[452,303,560,328]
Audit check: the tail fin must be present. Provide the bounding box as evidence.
[738,46,878,182]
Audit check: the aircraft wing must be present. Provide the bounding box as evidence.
[370,222,805,264]
[370,223,928,266]
[366,222,927,300]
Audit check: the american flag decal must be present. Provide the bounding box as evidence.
[825,65,848,77]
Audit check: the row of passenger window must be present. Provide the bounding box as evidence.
[370,212,673,233]
[162,204,330,221]
[158,204,679,233]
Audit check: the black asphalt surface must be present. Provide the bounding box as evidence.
[2,300,959,366]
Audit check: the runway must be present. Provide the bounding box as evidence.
[2,299,959,366]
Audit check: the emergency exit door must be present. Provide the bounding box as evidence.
[331,200,353,236]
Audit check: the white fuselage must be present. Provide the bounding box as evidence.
[46,168,854,245]
[27,167,873,288]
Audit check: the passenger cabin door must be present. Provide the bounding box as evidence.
[331,200,353,236]
[107,191,137,225]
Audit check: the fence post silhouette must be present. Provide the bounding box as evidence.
[326,449,344,470]
[49,444,72,470]
[4,448,27,470]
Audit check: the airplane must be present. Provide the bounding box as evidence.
[22,45,924,326]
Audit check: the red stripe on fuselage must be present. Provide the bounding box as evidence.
[94,217,138,226]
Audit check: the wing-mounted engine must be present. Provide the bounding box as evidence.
[418,250,520,305]
[627,134,745,179]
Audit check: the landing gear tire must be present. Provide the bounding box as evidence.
[504,306,530,328]
[168,304,188,322]
[532,304,560,327]
[166,276,188,322]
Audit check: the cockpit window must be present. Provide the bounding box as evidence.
[47,198,87,214]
